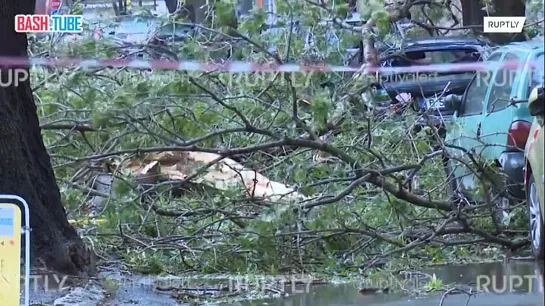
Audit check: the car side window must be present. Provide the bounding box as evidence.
[459,53,502,116]
[530,53,544,88]
[487,52,521,113]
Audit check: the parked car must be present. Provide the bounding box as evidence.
[361,37,491,151]
[260,12,405,65]
[524,84,544,259]
[378,37,491,118]
[101,15,156,44]
[444,38,544,223]
[100,15,196,58]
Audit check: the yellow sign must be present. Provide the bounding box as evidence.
[0,204,21,305]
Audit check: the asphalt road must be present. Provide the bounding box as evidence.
[23,261,545,305]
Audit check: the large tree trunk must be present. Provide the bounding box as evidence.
[187,0,207,23]
[0,0,93,276]
[165,0,178,13]
[461,0,526,44]
[488,0,526,44]
[461,0,484,29]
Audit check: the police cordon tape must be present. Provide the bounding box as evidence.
[0,56,536,73]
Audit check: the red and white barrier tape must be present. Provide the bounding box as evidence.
[0,56,535,73]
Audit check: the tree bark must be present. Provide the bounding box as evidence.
[461,0,526,44]
[0,0,93,276]
[187,0,207,23]
[461,0,484,29]
[488,0,526,44]
[165,0,178,13]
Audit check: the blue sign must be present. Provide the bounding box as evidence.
[0,218,12,226]
[0,207,14,236]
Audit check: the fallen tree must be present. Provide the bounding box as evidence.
[0,0,94,275]
[20,0,545,274]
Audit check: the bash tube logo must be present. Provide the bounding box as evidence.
[15,15,82,33]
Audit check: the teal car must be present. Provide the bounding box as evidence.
[444,37,544,223]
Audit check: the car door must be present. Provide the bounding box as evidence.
[446,52,502,187]
[526,53,545,214]
[480,50,530,159]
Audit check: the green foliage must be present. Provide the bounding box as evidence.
[357,0,384,20]
[335,3,351,18]
[372,10,391,36]
[215,1,238,29]
[310,91,333,130]
[424,274,443,291]
[29,0,530,277]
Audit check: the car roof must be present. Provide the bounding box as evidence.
[505,37,544,49]
[380,37,487,56]
[489,37,544,55]
[401,37,487,48]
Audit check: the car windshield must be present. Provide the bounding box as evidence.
[158,23,194,36]
[113,16,155,34]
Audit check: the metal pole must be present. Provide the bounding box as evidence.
[1,195,30,306]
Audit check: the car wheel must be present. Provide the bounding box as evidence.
[527,175,545,259]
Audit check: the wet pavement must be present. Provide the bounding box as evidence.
[233,261,544,306]
[24,260,544,305]
[236,288,543,306]
[107,260,544,306]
